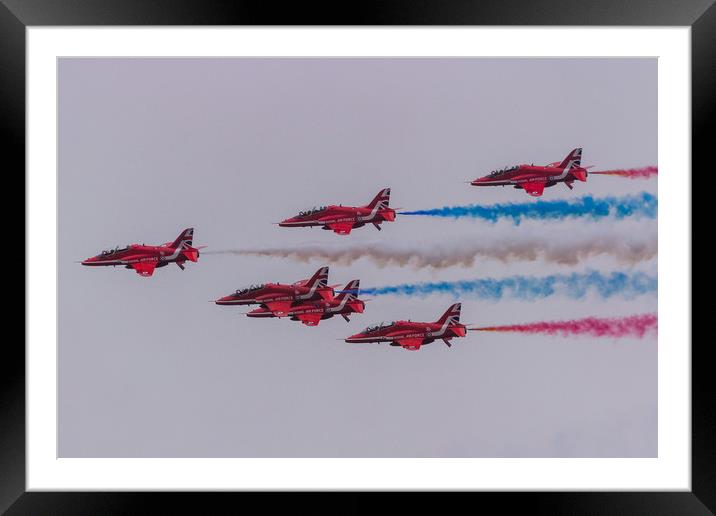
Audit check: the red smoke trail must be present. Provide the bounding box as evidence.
[473,314,657,338]
[591,166,657,179]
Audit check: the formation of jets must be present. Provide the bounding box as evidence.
[216,267,467,349]
[80,147,601,349]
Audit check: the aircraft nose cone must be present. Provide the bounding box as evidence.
[81,256,97,265]
[215,296,233,305]
[345,333,362,343]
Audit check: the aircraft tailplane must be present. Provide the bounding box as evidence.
[571,168,588,182]
[181,247,200,262]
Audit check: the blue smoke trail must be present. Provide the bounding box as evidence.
[357,271,657,301]
[400,192,657,224]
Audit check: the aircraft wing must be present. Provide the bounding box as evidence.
[326,222,354,235]
[263,301,293,316]
[395,338,423,351]
[297,313,323,326]
[522,181,546,197]
[130,260,158,277]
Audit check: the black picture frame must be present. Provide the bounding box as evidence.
[4,1,708,514]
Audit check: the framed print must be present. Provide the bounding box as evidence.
[4,0,710,513]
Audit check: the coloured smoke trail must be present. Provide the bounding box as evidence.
[399,192,656,224]
[208,230,657,269]
[353,271,657,301]
[473,313,657,339]
[590,166,658,179]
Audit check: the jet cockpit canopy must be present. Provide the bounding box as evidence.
[489,165,519,176]
[235,284,265,295]
[297,206,326,218]
[363,321,396,334]
[100,245,129,256]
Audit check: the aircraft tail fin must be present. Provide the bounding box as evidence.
[436,303,461,325]
[558,148,582,170]
[335,280,360,301]
[307,266,329,288]
[171,228,194,249]
[365,188,391,210]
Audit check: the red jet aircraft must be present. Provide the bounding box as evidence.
[345,303,467,351]
[470,148,590,197]
[81,228,203,277]
[246,279,364,326]
[214,266,334,316]
[278,188,395,235]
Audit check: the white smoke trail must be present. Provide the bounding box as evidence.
[206,231,657,269]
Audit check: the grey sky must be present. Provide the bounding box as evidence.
[58,58,657,457]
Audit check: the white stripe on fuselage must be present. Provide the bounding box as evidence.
[246,275,326,304]
[359,317,458,342]
[402,317,455,339]
[289,201,388,226]
[358,201,387,222]
[327,293,353,312]
[161,246,184,261]
[285,293,354,317]
[480,162,576,186]
[519,161,574,184]
[296,277,325,300]
[96,239,190,266]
